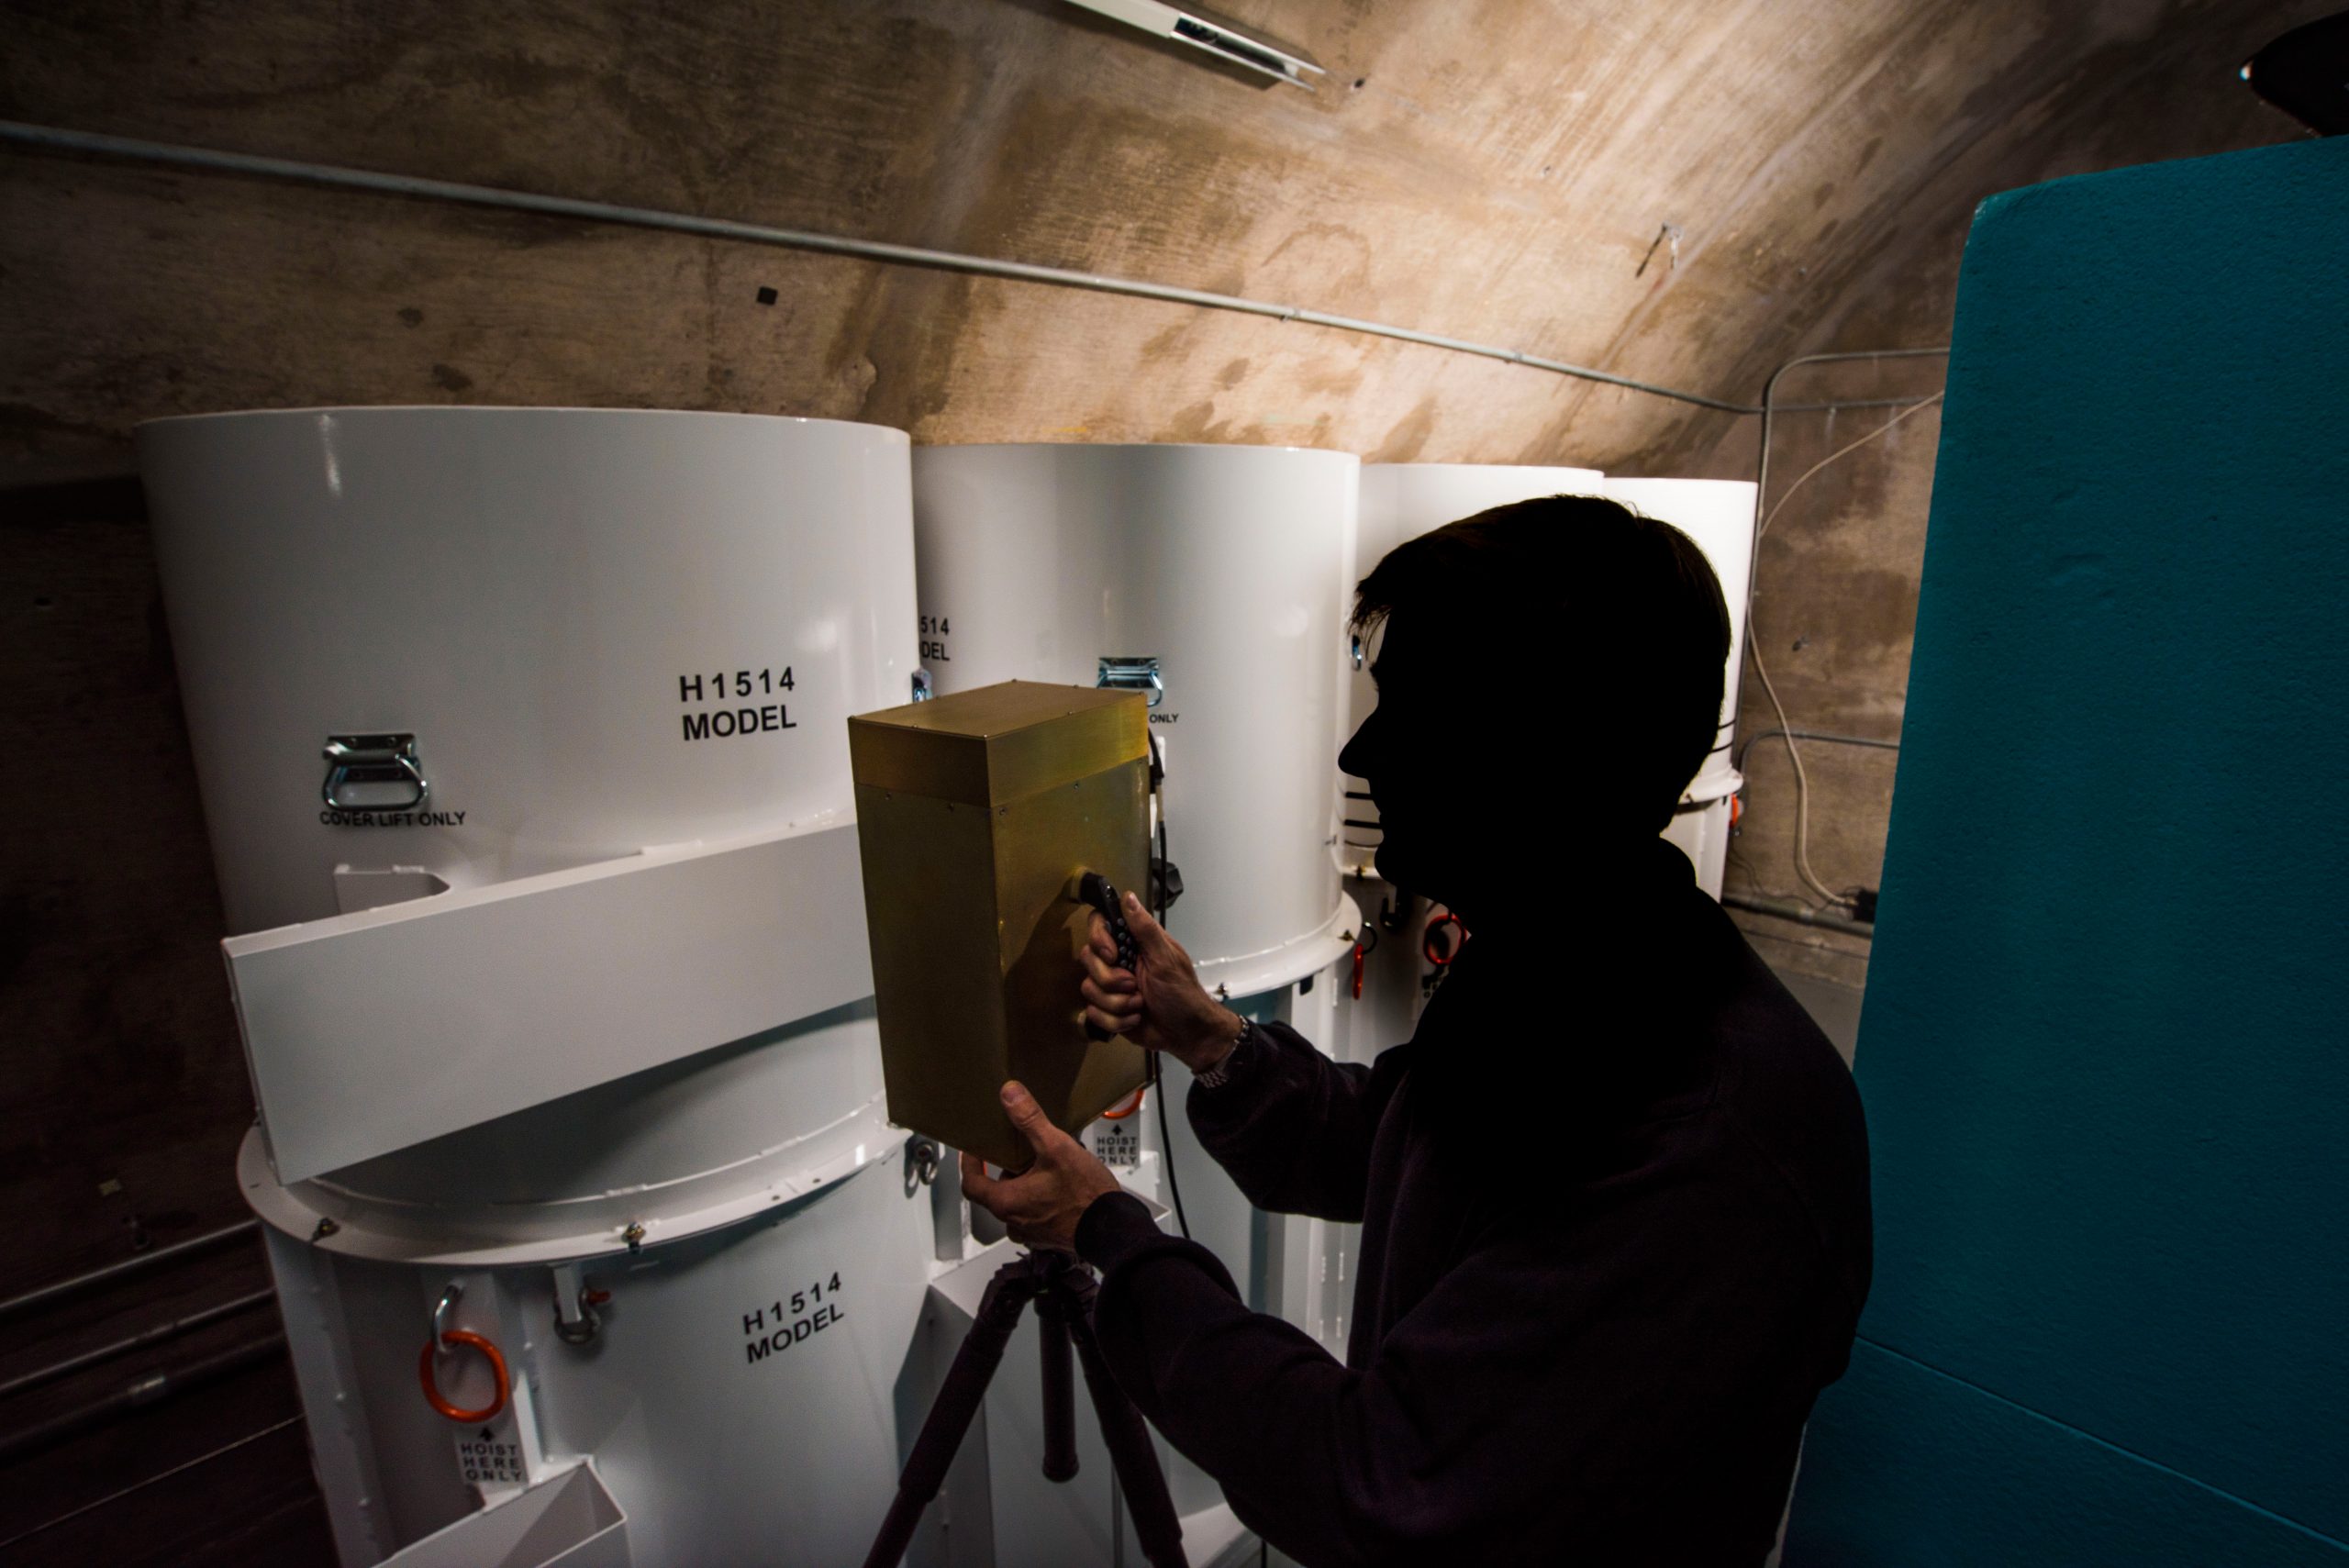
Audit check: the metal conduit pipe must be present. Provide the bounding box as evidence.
[0,1288,278,1402]
[0,1220,261,1322]
[1720,892,1876,939]
[0,122,1950,431]
[1732,727,1900,772]
[0,119,1774,412]
[1773,394,1944,414]
[0,122,1965,429]
[1744,347,1953,661]
[0,1334,288,1465]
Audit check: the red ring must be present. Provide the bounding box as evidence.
[1423,913,1466,968]
[419,1329,511,1423]
[1100,1086,1146,1120]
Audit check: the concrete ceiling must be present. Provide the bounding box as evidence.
[0,0,2327,482]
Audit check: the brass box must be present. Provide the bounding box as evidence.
[848,681,1152,1170]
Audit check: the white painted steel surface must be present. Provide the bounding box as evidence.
[1662,795,1735,901]
[270,1151,933,1568]
[235,1015,895,1268]
[225,819,874,1186]
[911,443,1360,995]
[375,1463,629,1568]
[147,409,938,1568]
[138,407,918,936]
[133,406,921,1208]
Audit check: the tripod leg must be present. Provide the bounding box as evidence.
[1035,1285,1079,1483]
[861,1260,1046,1568]
[1063,1287,1188,1568]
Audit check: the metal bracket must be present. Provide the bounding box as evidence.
[429,1280,462,1351]
[1062,1,1326,89]
[322,733,428,811]
[1097,656,1164,708]
[1099,657,1174,708]
[905,1136,941,1195]
[551,1262,605,1347]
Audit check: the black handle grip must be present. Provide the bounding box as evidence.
[1076,872,1137,1042]
[1077,872,1137,969]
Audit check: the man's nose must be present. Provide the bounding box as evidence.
[1340,709,1376,781]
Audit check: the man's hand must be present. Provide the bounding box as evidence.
[1081,893,1245,1074]
[961,1081,1124,1252]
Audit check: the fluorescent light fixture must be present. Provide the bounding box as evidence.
[1062,0,1325,89]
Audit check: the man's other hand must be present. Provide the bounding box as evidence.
[1081,894,1244,1074]
[960,1082,1123,1252]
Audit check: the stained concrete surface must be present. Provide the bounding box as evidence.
[1703,9,2314,977]
[0,1,2327,484]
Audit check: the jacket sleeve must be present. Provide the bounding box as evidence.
[1183,1022,1410,1223]
[1076,1163,1833,1567]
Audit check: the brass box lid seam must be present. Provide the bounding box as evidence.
[850,681,1149,807]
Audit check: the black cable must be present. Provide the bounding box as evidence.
[1150,1051,1189,1240]
[1147,746,1191,1241]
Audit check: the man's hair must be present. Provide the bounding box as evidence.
[1352,495,1731,835]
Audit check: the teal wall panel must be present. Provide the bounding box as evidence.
[1790,136,2349,1559]
[1789,1342,2347,1566]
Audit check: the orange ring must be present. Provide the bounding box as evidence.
[419,1329,510,1423]
[1423,912,1466,968]
[1100,1086,1146,1120]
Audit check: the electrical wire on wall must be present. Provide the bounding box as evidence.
[1743,389,1944,910]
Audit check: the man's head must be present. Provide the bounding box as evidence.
[1340,495,1730,915]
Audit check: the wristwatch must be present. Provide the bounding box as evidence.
[1192,1018,1255,1090]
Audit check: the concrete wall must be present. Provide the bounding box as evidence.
[4,1,2326,482]
[1699,6,2318,985]
[0,0,2327,1277]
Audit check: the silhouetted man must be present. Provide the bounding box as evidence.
[964,497,1872,1566]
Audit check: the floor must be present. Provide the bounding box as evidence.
[0,1228,334,1566]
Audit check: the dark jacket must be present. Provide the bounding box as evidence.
[1074,842,1872,1566]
